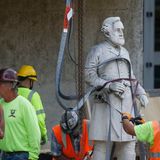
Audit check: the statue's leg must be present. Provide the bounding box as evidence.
[92,140,107,160]
[113,141,136,160]
[92,140,114,160]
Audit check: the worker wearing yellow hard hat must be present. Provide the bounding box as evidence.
[17,65,37,82]
[17,65,48,145]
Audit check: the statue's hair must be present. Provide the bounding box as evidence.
[101,17,121,33]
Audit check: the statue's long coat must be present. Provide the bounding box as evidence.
[85,41,146,141]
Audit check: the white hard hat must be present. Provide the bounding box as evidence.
[60,109,79,133]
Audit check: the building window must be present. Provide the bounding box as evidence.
[155,0,160,51]
[154,65,160,88]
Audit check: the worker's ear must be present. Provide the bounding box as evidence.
[29,79,34,89]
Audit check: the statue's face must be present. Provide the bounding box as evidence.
[109,21,125,46]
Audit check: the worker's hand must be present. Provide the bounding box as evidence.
[109,82,126,93]
[131,116,145,125]
[83,155,92,160]
[83,151,93,160]
[138,94,149,108]
[41,135,48,145]
[122,112,132,121]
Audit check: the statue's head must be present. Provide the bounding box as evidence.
[101,17,125,46]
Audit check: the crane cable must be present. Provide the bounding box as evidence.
[55,0,94,111]
[55,0,75,110]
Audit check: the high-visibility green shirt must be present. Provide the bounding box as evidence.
[0,95,41,160]
[18,87,47,140]
[134,121,154,146]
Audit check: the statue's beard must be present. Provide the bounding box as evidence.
[110,35,125,46]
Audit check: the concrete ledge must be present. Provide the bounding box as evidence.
[140,96,160,121]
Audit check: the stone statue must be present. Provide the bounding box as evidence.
[85,17,149,160]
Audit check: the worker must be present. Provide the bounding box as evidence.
[0,105,4,139]
[0,68,40,160]
[17,65,48,144]
[122,112,160,160]
[84,17,149,160]
[51,109,94,160]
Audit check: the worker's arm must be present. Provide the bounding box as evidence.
[122,112,147,136]
[122,112,155,146]
[31,92,48,143]
[0,105,4,139]
[122,118,136,136]
[121,112,135,135]
[23,100,41,160]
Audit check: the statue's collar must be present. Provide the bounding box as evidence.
[104,41,122,56]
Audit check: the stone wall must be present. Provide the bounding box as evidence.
[0,0,143,139]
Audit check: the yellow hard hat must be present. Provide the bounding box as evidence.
[17,65,37,81]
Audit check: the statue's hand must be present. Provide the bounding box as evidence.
[138,94,149,108]
[109,82,126,93]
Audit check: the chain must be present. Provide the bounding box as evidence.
[75,0,85,120]
[77,0,84,100]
